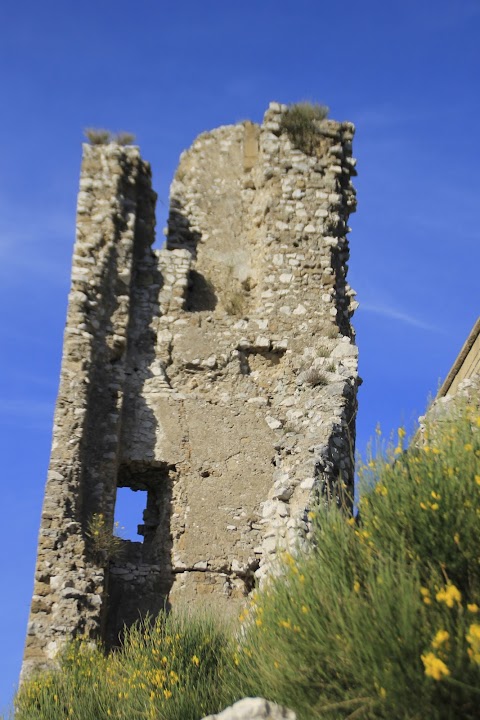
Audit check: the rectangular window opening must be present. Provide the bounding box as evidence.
[114,486,148,542]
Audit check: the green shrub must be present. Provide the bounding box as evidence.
[16,612,236,720]
[279,102,329,155]
[84,128,111,145]
[83,129,136,146]
[86,512,123,563]
[230,401,480,719]
[114,131,136,146]
[224,290,245,317]
[303,367,328,387]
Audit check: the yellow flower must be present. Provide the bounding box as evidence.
[255,618,263,627]
[163,689,172,699]
[420,587,432,605]
[431,630,449,649]
[398,427,406,439]
[421,652,450,680]
[192,655,200,666]
[279,619,292,629]
[353,580,360,594]
[453,533,460,544]
[301,605,309,614]
[420,502,428,510]
[464,443,473,452]
[431,491,441,500]
[430,503,439,511]
[467,603,479,614]
[436,584,462,608]
[379,687,387,699]
[466,624,480,664]
[375,484,388,496]
[475,475,480,486]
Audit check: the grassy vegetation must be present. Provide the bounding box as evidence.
[83,129,136,145]
[224,289,245,317]
[15,401,480,719]
[15,612,235,720]
[279,102,329,155]
[233,401,480,718]
[303,367,328,387]
[86,513,123,563]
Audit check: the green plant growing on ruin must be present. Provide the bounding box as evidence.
[83,129,136,145]
[279,102,329,156]
[316,346,330,358]
[303,367,328,387]
[86,512,123,562]
[84,127,112,144]
[224,290,245,317]
[114,131,136,145]
[220,264,247,317]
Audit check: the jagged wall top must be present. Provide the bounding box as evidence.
[23,102,358,678]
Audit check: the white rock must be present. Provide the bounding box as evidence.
[202,698,296,720]
[265,415,282,430]
[292,304,307,315]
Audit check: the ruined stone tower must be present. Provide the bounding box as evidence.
[23,103,359,677]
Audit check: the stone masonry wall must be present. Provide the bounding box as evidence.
[23,103,359,676]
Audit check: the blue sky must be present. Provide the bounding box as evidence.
[1,0,479,712]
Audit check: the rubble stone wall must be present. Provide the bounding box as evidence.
[23,103,359,676]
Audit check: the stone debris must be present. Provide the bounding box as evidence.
[22,103,359,679]
[202,697,296,720]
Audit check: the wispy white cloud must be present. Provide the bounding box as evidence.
[360,301,443,333]
[0,196,73,286]
[0,397,55,432]
[0,398,54,420]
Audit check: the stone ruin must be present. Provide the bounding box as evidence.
[22,102,359,677]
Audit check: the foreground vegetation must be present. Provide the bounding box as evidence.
[16,401,480,719]
[16,613,235,720]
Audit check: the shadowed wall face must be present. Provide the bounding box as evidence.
[23,103,359,676]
